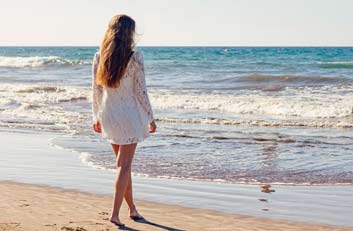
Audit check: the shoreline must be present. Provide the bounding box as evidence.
[0,128,353,229]
[2,180,352,231]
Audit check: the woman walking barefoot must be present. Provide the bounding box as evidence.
[91,14,156,227]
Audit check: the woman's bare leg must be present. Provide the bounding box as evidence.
[111,144,141,217]
[124,172,134,209]
[124,173,142,218]
[109,143,137,225]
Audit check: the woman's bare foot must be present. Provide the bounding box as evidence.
[109,216,125,227]
[129,205,144,221]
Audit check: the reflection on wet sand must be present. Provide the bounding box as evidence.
[261,184,276,194]
[259,185,276,212]
[258,184,275,212]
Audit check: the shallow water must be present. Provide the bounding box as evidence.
[2,130,353,227]
[0,46,353,185]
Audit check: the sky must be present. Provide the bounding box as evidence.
[0,0,352,46]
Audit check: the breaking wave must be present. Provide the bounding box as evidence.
[0,56,91,68]
[149,87,353,119]
[318,61,353,69]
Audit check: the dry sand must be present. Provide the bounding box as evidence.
[1,181,352,231]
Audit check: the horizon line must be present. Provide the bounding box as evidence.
[1,45,353,48]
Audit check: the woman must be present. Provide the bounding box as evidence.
[91,14,156,227]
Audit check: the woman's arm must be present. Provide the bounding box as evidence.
[133,52,155,124]
[92,52,103,124]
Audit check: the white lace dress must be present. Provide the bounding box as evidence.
[91,51,154,145]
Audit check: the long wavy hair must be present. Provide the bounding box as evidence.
[96,14,135,88]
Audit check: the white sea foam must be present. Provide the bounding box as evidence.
[0,84,89,105]
[156,117,353,129]
[0,83,352,132]
[0,83,91,133]
[0,56,90,68]
[149,86,353,119]
[79,152,113,171]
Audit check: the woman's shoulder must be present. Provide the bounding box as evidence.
[132,50,144,64]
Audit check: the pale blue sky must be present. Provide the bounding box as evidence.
[1,0,352,46]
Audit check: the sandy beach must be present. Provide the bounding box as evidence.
[2,181,353,231]
[0,129,353,230]
[1,0,353,229]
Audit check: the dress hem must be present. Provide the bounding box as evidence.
[103,134,150,145]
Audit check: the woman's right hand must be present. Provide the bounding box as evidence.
[149,120,157,133]
[93,121,102,133]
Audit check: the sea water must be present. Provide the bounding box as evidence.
[0,46,353,185]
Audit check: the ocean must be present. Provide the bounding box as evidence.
[0,46,353,185]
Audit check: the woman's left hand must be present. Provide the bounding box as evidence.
[149,121,157,133]
[93,121,102,133]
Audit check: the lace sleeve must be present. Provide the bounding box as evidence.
[92,52,103,122]
[133,52,154,123]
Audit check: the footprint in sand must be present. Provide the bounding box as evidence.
[0,223,21,230]
[60,226,88,231]
[1,222,20,226]
[19,204,30,207]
